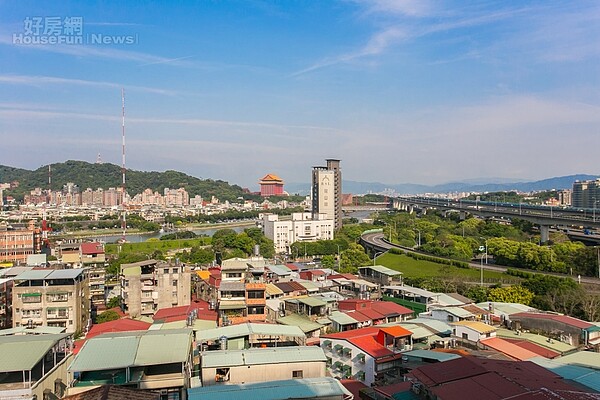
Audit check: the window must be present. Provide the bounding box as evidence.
[172,280,178,287]
[163,269,169,274]
[292,370,303,379]
[462,333,468,340]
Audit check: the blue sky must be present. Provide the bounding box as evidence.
[0,0,599,190]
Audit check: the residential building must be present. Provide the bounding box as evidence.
[321,325,413,386]
[259,174,285,197]
[81,242,107,309]
[358,265,403,286]
[63,385,160,400]
[197,322,306,350]
[200,346,327,386]
[262,212,334,254]
[405,356,599,400]
[67,329,194,399]
[312,159,342,231]
[450,320,496,343]
[0,223,42,264]
[508,312,599,347]
[12,268,89,334]
[572,179,600,209]
[0,333,73,400]
[0,278,12,329]
[120,259,191,318]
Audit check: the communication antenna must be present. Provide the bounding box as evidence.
[121,89,127,242]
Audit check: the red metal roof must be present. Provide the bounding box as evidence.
[153,301,217,322]
[480,337,539,361]
[348,335,394,358]
[345,310,372,323]
[379,325,413,337]
[374,381,413,397]
[87,318,151,340]
[338,299,372,311]
[503,338,561,359]
[431,372,525,400]
[372,300,413,316]
[511,312,594,329]
[80,242,104,255]
[339,379,369,399]
[322,326,380,340]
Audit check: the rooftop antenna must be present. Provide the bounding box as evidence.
[121,89,127,242]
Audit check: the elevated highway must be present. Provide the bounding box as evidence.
[359,230,600,286]
[394,196,600,243]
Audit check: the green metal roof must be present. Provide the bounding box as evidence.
[328,311,358,325]
[277,314,323,333]
[402,350,462,362]
[0,334,69,372]
[69,329,192,372]
[14,269,53,280]
[201,347,326,368]
[188,377,351,400]
[297,296,327,307]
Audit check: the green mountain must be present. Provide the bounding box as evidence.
[0,160,251,202]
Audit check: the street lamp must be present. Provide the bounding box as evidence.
[373,251,384,266]
[414,229,421,248]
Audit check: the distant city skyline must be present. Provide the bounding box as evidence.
[1,1,599,189]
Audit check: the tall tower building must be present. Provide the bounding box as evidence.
[312,159,342,230]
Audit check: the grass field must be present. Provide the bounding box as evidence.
[377,252,517,284]
[105,237,211,255]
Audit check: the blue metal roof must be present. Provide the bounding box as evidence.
[188,377,350,400]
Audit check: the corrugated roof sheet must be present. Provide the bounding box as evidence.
[496,328,576,354]
[552,351,600,369]
[14,269,53,280]
[197,322,305,342]
[277,314,323,333]
[402,350,462,362]
[188,377,351,400]
[0,334,69,372]
[511,312,594,329]
[201,346,326,368]
[451,320,496,334]
[219,281,245,291]
[47,269,85,280]
[265,283,284,296]
[435,306,475,318]
[68,329,192,372]
[328,311,358,325]
[530,357,600,393]
[267,264,292,276]
[397,324,435,340]
[407,318,453,335]
[360,265,402,276]
[296,296,326,307]
[480,337,539,361]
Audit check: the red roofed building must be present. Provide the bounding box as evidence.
[406,356,598,400]
[339,299,414,323]
[299,269,327,282]
[153,300,218,324]
[259,174,285,197]
[509,312,598,347]
[321,325,413,386]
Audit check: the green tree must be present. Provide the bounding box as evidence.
[107,296,121,309]
[487,285,534,305]
[321,255,335,269]
[96,309,121,324]
[339,244,371,274]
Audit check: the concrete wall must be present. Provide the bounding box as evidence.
[202,361,325,386]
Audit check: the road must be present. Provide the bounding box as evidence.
[361,232,600,286]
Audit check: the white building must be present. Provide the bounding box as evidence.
[262,212,334,254]
[451,320,496,343]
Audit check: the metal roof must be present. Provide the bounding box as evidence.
[0,334,70,372]
[197,323,305,342]
[219,281,246,291]
[496,328,576,354]
[201,346,326,368]
[47,269,85,280]
[450,320,496,334]
[68,329,192,372]
[434,306,474,318]
[267,264,292,276]
[552,351,600,369]
[265,283,283,296]
[435,294,467,306]
[14,269,53,280]
[296,296,327,307]
[408,318,453,335]
[360,265,402,276]
[530,357,600,393]
[188,377,350,400]
[0,326,66,336]
[402,350,462,362]
[277,314,323,333]
[296,281,319,292]
[382,285,438,299]
[396,324,435,340]
[328,311,358,325]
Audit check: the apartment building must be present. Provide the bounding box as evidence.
[12,268,89,334]
[262,212,334,254]
[120,259,191,318]
[0,223,42,264]
[218,258,266,326]
[0,278,12,329]
[312,159,342,231]
[81,242,107,309]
